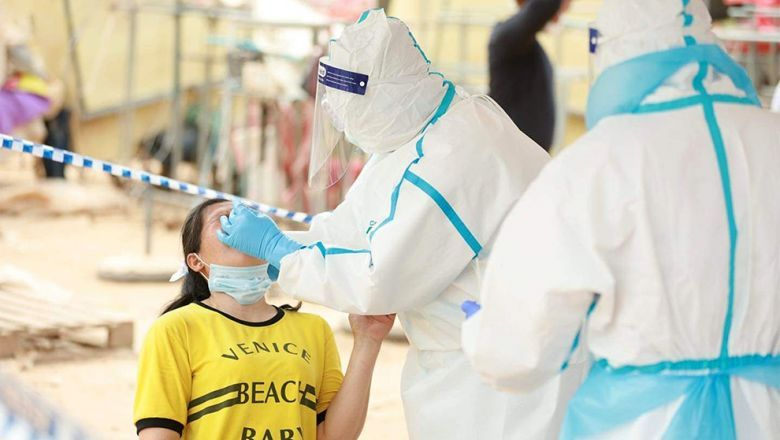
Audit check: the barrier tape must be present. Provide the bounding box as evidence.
[0,134,314,224]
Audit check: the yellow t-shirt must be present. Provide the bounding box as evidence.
[134,302,343,440]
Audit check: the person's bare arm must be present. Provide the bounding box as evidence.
[138,428,179,440]
[317,314,395,440]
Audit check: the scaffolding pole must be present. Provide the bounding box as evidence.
[168,0,184,180]
[121,3,137,162]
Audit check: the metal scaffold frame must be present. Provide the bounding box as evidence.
[67,0,336,257]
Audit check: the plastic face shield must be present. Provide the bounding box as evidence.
[309,58,367,190]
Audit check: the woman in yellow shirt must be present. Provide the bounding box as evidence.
[134,199,395,440]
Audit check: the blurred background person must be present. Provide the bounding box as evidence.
[488,0,571,151]
[0,7,68,178]
[704,0,729,20]
[0,13,50,145]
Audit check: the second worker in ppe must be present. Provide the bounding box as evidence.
[462,0,780,438]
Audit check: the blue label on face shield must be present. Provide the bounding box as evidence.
[589,27,599,54]
[318,62,369,95]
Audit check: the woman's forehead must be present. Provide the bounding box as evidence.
[204,201,231,221]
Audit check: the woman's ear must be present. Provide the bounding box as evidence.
[186,253,205,273]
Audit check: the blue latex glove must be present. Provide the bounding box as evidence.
[217,202,303,269]
[461,300,481,319]
[267,264,280,281]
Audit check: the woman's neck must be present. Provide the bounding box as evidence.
[203,293,278,323]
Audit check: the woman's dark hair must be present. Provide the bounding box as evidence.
[162,198,301,314]
[162,198,225,314]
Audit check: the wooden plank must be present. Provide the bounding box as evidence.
[61,328,107,348]
[62,321,133,349]
[0,290,118,325]
[107,322,134,349]
[0,308,51,331]
[0,290,91,324]
[0,319,24,333]
[0,289,132,348]
[0,334,19,358]
[0,300,86,329]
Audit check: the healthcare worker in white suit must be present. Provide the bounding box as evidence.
[462,0,780,438]
[217,8,579,440]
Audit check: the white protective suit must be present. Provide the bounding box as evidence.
[278,9,581,440]
[463,0,780,439]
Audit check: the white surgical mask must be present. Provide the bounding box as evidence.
[195,254,273,305]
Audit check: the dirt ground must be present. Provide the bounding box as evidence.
[0,155,409,439]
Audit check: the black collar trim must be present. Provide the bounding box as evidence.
[195,302,285,327]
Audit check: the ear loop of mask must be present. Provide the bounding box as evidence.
[193,253,210,282]
[168,253,212,283]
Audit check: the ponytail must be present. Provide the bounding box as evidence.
[162,269,210,315]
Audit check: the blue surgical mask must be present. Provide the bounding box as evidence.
[196,255,273,305]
